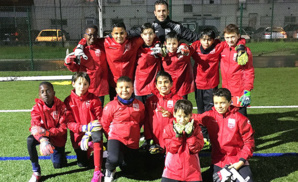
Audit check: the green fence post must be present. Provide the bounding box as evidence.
[168,0,172,20]
[27,7,34,71]
[59,0,64,47]
[270,0,275,40]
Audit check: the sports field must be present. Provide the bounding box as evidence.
[0,67,298,182]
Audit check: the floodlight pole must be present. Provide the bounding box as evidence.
[98,0,103,37]
[27,7,34,71]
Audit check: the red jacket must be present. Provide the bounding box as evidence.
[30,97,69,147]
[134,41,162,96]
[104,36,144,88]
[191,39,223,89]
[220,39,254,107]
[162,119,204,181]
[193,106,255,168]
[65,38,109,97]
[101,97,145,149]
[64,90,102,148]
[162,45,195,96]
[144,92,182,149]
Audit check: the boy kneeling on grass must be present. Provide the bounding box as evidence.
[193,88,255,182]
[101,76,145,182]
[162,99,204,182]
[27,82,69,182]
[64,72,104,182]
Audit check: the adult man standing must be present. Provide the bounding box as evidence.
[129,0,200,43]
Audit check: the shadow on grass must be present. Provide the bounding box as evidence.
[41,167,90,181]
[201,110,298,182]
[249,111,298,151]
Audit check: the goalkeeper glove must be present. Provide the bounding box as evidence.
[64,49,76,65]
[150,43,163,58]
[177,44,190,56]
[74,44,88,61]
[80,133,91,151]
[235,44,248,66]
[173,121,185,138]
[39,137,54,156]
[213,165,232,182]
[239,90,251,107]
[149,144,164,154]
[31,126,50,137]
[184,119,194,137]
[81,120,102,133]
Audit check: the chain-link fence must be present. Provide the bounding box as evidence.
[0,0,297,72]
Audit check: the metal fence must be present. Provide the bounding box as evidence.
[0,0,297,72]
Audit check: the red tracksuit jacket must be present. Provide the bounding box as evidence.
[193,106,255,168]
[162,45,195,96]
[220,39,254,107]
[191,39,223,90]
[64,90,102,149]
[162,119,204,181]
[65,38,109,97]
[104,36,144,88]
[101,97,145,149]
[30,97,68,147]
[134,40,162,96]
[144,91,182,149]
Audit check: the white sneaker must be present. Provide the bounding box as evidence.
[104,170,116,182]
[28,172,41,182]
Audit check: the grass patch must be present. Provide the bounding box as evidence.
[0,41,298,59]
[0,67,297,182]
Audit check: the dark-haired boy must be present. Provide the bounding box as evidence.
[27,82,69,182]
[134,22,162,103]
[65,24,109,106]
[101,76,145,182]
[193,88,255,182]
[162,31,195,99]
[162,99,204,182]
[75,22,144,101]
[64,72,104,182]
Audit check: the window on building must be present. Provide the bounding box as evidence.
[51,19,67,26]
[284,16,296,25]
[107,0,120,3]
[203,0,220,4]
[131,0,145,3]
[184,4,193,12]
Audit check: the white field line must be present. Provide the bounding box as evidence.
[0,75,72,82]
[1,106,298,113]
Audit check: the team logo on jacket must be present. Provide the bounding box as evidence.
[233,53,237,61]
[95,49,101,57]
[85,100,91,107]
[51,111,58,120]
[133,103,140,111]
[228,118,236,128]
[167,100,174,108]
[210,49,216,54]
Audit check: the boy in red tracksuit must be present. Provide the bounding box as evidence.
[27,82,69,182]
[65,25,109,106]
[162,31,195,99]
[144,71,182,153]
[101,76,145,182]
[193,88,255,182]
[75,22,144,101]
[162,99,204,182]
[64,72,103,182]
[134,22,162,103]
[221,24,255,117]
